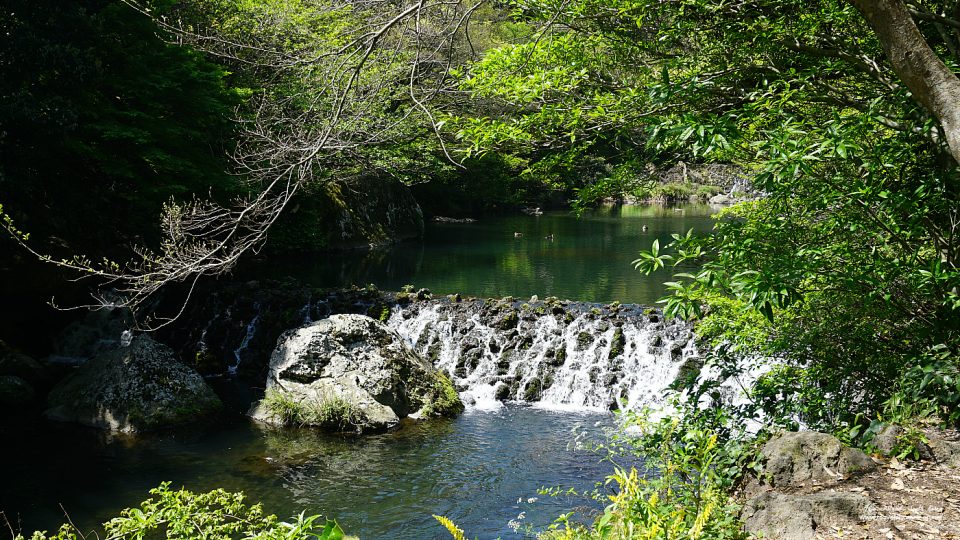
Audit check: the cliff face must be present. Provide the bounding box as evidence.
[269,174,424,252]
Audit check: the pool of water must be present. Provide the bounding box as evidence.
[258,204,716,305]
[1,405,630,539]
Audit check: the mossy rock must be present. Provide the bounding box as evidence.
[251,315,463,433]
[45,336,222,432]
[608,327,626,359]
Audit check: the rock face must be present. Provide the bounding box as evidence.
[760,431,876,488]
[45,335,221,432]
[250,314,463,432]
[742,491,872,540]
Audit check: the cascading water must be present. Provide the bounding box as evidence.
[388,298,701,412]
[229,304,261,375]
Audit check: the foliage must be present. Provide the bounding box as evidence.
[0,0,243,252]
[436,406,754,540]
[448,0,960,432]
[260,388,368,432]
[433,515,467,540]
[17,482,351,540]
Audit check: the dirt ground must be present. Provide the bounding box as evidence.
[801,428,960,539]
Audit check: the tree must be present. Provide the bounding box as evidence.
[2,0,486,326]
[848,0,960,165]
[452,0,960,427]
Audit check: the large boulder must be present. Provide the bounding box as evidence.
[759,431,876,488]
[742,491,872,540]
[250,314,463,433]
[45,335,221,432]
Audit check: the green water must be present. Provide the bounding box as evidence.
[265,203,716,305]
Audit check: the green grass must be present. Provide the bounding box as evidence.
[261,388,368,431]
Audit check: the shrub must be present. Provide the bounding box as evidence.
[17,483,352,540]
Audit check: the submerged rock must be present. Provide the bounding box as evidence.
[45,335,222,432]
[250,314,463,433]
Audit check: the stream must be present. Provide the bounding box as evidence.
[1,203,717,539]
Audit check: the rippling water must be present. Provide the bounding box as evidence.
[2,405,631,539]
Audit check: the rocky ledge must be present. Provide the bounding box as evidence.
[741,428,960,539]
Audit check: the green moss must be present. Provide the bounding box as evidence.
[609,327,625,359]
[421,372,464,417]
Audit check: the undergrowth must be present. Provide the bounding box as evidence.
[260,388,368,432]
[12,483,353,540]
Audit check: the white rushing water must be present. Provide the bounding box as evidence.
[228,304,261,375]
[387,302,702,412]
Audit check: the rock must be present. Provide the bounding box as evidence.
[0,342,44,383]
[671,356,703,389]
[608,327,625,359]
[709,193,732,204]
[495,311,519,331]
[45,335,221,432]
[926,433,960,468]
[760,431,876,488]
[0,375,35,405]
[872,424,904,456]
[250,314,462,433]
[742,491,871,540]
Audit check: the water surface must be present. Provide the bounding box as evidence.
[2,405,625,539]
[261,204,716,304]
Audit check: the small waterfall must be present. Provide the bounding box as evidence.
[229,304,261,375]
[388,299,698,412]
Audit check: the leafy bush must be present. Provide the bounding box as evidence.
[17,483,352,540]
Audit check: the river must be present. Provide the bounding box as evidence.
[1,203,716,539]
[257,203,716,305]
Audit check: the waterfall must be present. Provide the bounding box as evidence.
[229,304,261,375]
[387,299,700,412]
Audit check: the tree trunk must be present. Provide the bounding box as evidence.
[849,0,960,164]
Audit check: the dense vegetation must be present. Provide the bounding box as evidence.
[3,0,960,538]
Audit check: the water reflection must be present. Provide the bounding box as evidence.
[256,204,716,304]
